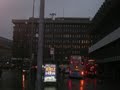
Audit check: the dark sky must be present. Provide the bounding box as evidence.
[0,0,104,40]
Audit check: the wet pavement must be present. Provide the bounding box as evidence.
[0,70,22,90]
[0,70,120,90]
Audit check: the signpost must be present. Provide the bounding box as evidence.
[50,48,54,55]
[50,48,55,62]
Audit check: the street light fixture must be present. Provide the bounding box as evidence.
[50,13,56,20]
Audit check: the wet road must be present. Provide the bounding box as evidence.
[0,70,120,90]
[0,70,22,90]
[59,74,120,90]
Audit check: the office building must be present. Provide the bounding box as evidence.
[12,17,91,64]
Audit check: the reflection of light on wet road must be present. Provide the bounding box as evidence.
[80,80,84,90]
[80,87,83,90]
[67,79,84,90]
[80,80,84,86]
[93,79,97,90]
[68,79,72,90]
[67,78,98,90]
[44,87,56,90]
[22,74,25,81]
[22,74,25,90]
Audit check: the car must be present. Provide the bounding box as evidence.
[68,56,85,79]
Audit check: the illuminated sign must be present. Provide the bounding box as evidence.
[44,64,56,82]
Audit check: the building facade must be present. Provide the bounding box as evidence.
[0,37,12,57]
[0,36,12,67]
[12,17,91,64]
[89,0,120,79]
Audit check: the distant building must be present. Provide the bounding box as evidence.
[12,17,91,64]
[89,0,120,78]
[0,36,12,58]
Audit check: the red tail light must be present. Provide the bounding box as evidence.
[81,71,84,76]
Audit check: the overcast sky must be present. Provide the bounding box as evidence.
[0,0,104,40]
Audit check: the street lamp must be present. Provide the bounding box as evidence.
[49,13,56,20]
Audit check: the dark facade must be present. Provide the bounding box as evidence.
[89,0,120,79]
[0,37,12,68]
[12,17,91,64]
[90,0,120,45]
[0,36,12,61]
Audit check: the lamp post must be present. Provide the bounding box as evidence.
[32,0,35,18]
[36,0,45,90]
[49,13,56,62]
[30,0,35,64]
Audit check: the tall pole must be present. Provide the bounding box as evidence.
[49,13,56,62]
[36,0,45,90]
[29,0,35,71]
[30,0,35,63]
[32,0,35,18]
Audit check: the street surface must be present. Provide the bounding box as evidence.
[0,70,22,90]
[0,70,120,90]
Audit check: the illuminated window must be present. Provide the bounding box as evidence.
[82,40,84,44]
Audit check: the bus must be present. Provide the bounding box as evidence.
[69,56,85,79]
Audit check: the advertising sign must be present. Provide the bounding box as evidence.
[44,64,56,82]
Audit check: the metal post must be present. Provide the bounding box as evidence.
[36,0,45,90]
[32,0,35,18]
[28,1,35,89]
[31,0,35,63]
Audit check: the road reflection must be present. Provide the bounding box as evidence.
[68,79,72,90]
[44,87,56,90]
[93,78,97,90]
[21,69,98,90]
[67,78,97,90]
[80,80,84,90]
[22,73,26,90]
